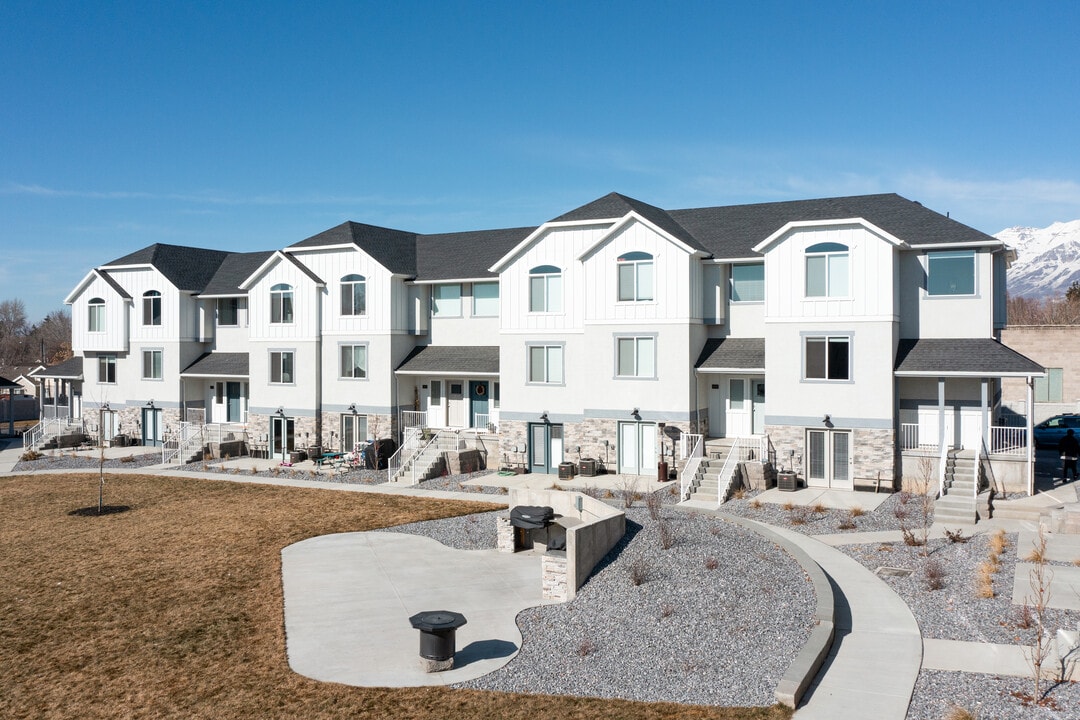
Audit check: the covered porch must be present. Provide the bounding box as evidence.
[894,338,1044,496]
[395,345,500,433]
[694,337,766,440]
[30,356,84,421]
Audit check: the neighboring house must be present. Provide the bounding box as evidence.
[48,192,1043,491]
[0,364,45,397]
[1000,325,1080,423]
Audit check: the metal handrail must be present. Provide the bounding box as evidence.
[679,434,704,500]
[937,437,949,499]
[386,426,422,483]
[162,421,202,464]
[713,436,746,509]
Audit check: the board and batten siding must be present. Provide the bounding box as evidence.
[501,225,611,333]
[581,221,698,324]
[71,275,130,353]
[246,258,321,342]
[290,248,407,335]
[763,225,898,322]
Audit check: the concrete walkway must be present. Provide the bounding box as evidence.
[281,531,547,686]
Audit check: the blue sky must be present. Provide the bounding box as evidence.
[3,1,1079,322]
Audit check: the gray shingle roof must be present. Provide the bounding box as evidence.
[894,339,1043,376]
[417,227,534,281]
[200,251,275,296]
[669,193,998,259]
[104,243,233,293]
[181,352,250,377]
[288,221,418,276]
[694,338,766,370]
[0,376,19,389]
[30,356,83,380]
[395,346,500,374]
[552,192,709,254]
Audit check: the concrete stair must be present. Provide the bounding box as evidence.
[933,451,980,524]
[391,433,462,484]
[686,439,740,504]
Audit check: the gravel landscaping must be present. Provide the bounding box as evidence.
[720,489,926,535]
[907,670,1080,720]
[14,450,163,471]
[397,500,816,707]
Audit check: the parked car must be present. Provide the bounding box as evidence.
[1032,414,1080,448]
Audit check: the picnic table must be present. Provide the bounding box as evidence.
[314,451,345,469]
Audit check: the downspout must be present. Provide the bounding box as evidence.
[1027,376,1035,496]
[315,286,323,448]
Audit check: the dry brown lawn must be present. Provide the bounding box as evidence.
[0,473,792,720]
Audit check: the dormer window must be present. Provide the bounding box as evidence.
[805,242,849,298]
[142,290,162,326]
[529,265,561,313]
[270,283,294,324]
[617,251,653,301]
[88,298,105,332]
[341,274,366,316]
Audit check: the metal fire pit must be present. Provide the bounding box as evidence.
[409,610,467,672]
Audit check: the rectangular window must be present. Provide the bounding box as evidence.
[98,355,116,384]
[617,256,654,301]
[270,351,294,384]
[616,336,656,378]
[432,284,462,317]
[806,251,849,297]
[143,293,161,326]
[730,263,764,302]
[1035,368,1063,403]
[528,345,563,384]
[270,285,294,324]
[142,350,163,380]
[529,274,561,312]
[472,282,499,317]
[927,250,976,296]
[341,413,368,452]
[88,303,105,332]
[492,381,500,409]
[340,344,367,379]
[804,336,850,381]
[218,298,239,326]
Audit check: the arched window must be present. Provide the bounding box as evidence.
[529,265,561,313]
[617,251,653,301]
[270,283,294,324]
[88,297,105,332]
[142,290,162,326]
[805,242,849,298]
[340,274,366,316]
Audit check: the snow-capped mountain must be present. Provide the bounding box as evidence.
[996,219,1080,298]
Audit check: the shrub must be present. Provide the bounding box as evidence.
[837,518,856,531]
[1023,542,1047,564]
[975,562,996,598]
[781,501,795,512]
[849,505,866,517]
[704,556,719,570]
[811,502,827,514]
[119,454,135,463]
[577,638,596,657]
[20,450,43,462]
[943,705,979,720]
[708,524,722,536]
[659,603,674,619]
[923,559,946,591]
[1009,604,1034,630]
[628,558,650,586]
[749,499,762,510]
[943,528,971,543]
[901,528,925,547]
[658,520,676,550]
[645,490,663,521]
[787,506,809,525]
[989,529,1009,556]
[732,487,747,500]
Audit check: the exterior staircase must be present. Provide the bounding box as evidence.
[685,438,740,505]
[933,450,982,524]
[390,432,462,484]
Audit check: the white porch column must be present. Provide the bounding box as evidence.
[937,377,946,451]
[981,379,989,450]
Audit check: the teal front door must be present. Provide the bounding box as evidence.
[142,407,163,447]
[469,381,488,428]
[226,382,242,422]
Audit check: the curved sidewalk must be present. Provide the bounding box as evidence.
[769,525,923,720]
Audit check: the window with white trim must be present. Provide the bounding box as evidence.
[1035,368,1063,403]
[98,354,117,384]
[142,349,163,380]
[617,251,653,301]
[270,284,294,324]
[804,335,851,381]
[730,263,764,302]
[88,298,105,332]
[472,282,499,317]
[431,284,462,317]
[218,298,240,326]
[340,344,367,379]
[340,274,366,316]
[805,242,849,298]
[528,266,561,312]
[927,250,975,296]
[528,344,563,384]
[269,350,294,384]
[142,291,161,326]
[616,336,656,378]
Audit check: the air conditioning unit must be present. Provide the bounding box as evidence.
[579,458,598,477]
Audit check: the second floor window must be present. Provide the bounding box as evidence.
[341,274,366,316]
[616,336,656,378]
[528,344,563,384]
[88,298,105,332]
[529,265,561,313]
[927,250,975,296]
[270,350,294,384]
[617,251,654,302]
[730,263,764,302]
[142,350,163,380]
[432,284,462,317]
[270,284,294,324]
[340,344,367,379]
[804,335,851,381]
[805,242,849,298]
[98,354,116,383]
[218,298,240,326]
[472,282,499,317]
[142,291,161,326]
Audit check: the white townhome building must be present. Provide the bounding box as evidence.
[37,192,1044,504]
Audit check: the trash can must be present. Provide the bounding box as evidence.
[409,610,467,672]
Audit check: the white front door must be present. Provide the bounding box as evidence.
[726,378,750,436]
[618,421,657,474]
[708,381,724,437]
[423,380,445,428]
[447,381,465,427]
[806,429,853,490]
[751,380,766,435]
